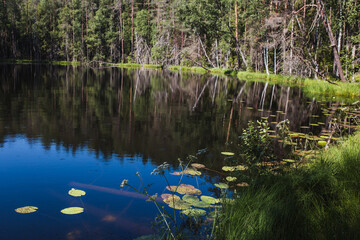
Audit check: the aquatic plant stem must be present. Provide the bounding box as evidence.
[137,173,178,238]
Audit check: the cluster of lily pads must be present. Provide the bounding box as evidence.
[14,188,86,215]
[158,161,238,217]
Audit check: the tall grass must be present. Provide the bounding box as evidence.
[215,133,360,240]
[237,71,360,101]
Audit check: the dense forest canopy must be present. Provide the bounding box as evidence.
[0,0,359,80]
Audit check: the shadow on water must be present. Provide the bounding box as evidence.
[0,64,328,169]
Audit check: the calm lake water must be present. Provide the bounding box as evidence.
[0,64,333,239]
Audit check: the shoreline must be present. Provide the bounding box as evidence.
[2,59,360,101]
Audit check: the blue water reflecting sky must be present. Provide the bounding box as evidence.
[0,136,216,240]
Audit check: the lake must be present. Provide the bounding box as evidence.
[0,64,339,239]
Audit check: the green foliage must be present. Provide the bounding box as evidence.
[1,0,360,80]
[215,132,360,240]
[239,120,275,169]
[135,10,152,44]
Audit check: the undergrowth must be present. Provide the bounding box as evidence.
[215,132,360,240]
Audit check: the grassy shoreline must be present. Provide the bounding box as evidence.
[2,59,360,101]
[216,131,360,240]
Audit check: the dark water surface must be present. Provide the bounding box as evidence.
[0,64,332,239]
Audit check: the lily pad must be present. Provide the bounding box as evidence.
[61,207,84,215]
[235,165,248,171]
[226,176,237,182]
[161,194,181,204]
[183,168,202,176]
[201,196,220,204]
[183,195,200,204]
[182,208,206,217]
[166,184,202,195]
[191,163,206,169]
[15,206,38,214]
[68,188,86,197]
[167,200,192,210]
[214,183,229,189]
[221,152,234,156]
[191,201,213,208]
[222,166,236,172]
[222,165,247,172]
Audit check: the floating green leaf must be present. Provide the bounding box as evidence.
[15,206,38,214]
[161,194,181,204]
[183,168,202,176]
[61,207,84,215]
[166,184,202,195]
[222,166,236,172]
[226,176,237,182]
[214,183,229,189]
[222,165,247,172]
[182,208,206,217]
[235,165,247,171]
[167,200,192,210]
[183,195,200,204]
[191,163,206,169]
[318,141,327,146]
[221,152,234,156]
[68,188,86,197]
[191,201,212,208]
[201,196,220,204]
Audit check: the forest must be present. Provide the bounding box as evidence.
[1,0,359,81]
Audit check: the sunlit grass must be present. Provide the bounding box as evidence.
[216,132,360,240]
[237,71,360,101]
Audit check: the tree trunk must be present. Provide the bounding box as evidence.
[131,0,134,53]
[235,0,238,41]
[290,17,294,75]
[352,45,356,82]
[118,0,124,62]
[316,0,346,82]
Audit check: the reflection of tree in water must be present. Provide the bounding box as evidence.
[0,64,323,170]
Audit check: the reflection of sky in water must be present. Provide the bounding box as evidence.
[0,136,216,240]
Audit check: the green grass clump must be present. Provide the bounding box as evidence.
[215,133,360,240]
[115,63,162,69]
[302,79,360,100]
[237,71,360,101]
[168,66,207,74]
